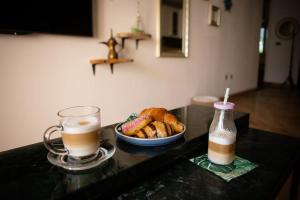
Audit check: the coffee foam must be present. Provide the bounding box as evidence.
[62,116,100,134]
[209,130,236,145]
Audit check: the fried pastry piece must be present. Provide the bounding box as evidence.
[164,113,184,133]
[135,122,173,138]
[121,115,152,135]
[152,121,168,138]
[164,122,173,136]
[140,108,167,121]
[135,130,147,138]
[143,124,157,138]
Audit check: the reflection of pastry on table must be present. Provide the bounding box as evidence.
[121,108,184,138]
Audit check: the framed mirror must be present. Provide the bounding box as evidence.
[157,0,189,57]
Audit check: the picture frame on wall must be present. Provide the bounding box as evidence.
[208,4,221,27]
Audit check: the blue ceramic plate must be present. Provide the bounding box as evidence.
[115,123,186,146]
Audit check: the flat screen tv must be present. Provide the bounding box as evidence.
[0,0,93,36]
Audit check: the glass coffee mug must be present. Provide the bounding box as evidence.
[43,106,101,158]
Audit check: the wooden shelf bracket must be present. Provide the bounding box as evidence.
[90,58,133,75]
[117,32,151,49]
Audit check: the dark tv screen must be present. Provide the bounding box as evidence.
[0,0,93,36]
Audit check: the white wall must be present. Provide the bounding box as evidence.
[0,0,262,152]
[265,0,300,83]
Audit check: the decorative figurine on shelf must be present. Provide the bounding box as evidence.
[90,29,133,75]
[99,29,120,73]
[100,29,120,60]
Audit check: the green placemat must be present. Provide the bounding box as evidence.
[190,154,258,182]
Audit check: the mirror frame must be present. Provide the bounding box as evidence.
[157,0,190,58]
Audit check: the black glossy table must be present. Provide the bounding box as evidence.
[0,105,299,200]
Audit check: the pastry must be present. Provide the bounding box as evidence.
[164,113,184,133]
[121,115,152,135]
[135,130,147,138]
[152,121,168,138]
[142,123,157,138]
[134,121,173,138]
[164,122,173,136]
[120,107,184,138]
[140,108,184,133]
[140,108,167,121]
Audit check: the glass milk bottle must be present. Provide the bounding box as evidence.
[208,102,237,165]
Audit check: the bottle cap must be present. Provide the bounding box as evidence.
[214,101,235,110]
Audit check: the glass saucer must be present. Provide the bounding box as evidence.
[47,142,116,171]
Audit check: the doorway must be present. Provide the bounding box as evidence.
[298,58,300,89]
[257,0,270,89]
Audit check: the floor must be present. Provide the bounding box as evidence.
[231,87,300,138]
[230,87,300,200]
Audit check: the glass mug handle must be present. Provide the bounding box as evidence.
[43,125,68,155]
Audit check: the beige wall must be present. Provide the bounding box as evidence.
[0,0,262,152]
[265,0,300,83]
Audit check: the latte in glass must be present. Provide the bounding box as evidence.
[62,116,100,157]
[208,130,236,165]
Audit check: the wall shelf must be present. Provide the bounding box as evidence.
[90,58,133,75]
[116,32,151,49]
